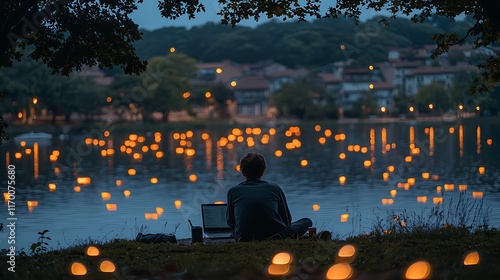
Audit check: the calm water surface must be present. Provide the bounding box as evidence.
[1,120,500,250]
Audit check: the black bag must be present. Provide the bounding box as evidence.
[135,233,177,244]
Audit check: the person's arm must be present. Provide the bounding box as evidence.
[277,187,292,226]
[226,190,236,229]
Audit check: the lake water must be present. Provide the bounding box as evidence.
[1,119,500,251]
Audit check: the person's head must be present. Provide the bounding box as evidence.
[240,152,266,179]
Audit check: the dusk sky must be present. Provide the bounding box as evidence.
[130,1,386,30]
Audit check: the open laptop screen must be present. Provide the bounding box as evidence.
[201,204,231,230]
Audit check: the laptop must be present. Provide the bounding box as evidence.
[201,204,233,239]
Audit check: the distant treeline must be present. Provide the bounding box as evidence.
[133,16,476,68]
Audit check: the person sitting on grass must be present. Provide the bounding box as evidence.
[226,152,313,241]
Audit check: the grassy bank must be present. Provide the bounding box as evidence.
[2,226,500,280]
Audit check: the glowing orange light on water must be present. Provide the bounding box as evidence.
[390,190,397,197]
[123,190,131,198]
[128,168,136,176]
[144,213,159,220]
[381,198,394,205]
[472,192,484,199]
[363,160,371,168]
[150,177,158,184]
[116,180,123,187]
[189,174,197,182]
[444,183,454,191]
[48,183,57,191]
[459,184,467,191]
[174,200,182,209]
[74,186,81,192]
[382,172,389,182]
[312,204,320,211]
[106,204,117,211]
[387,165,395,173]
[77,177,91,185]
[27,201,39,207]
[101,192,111,201]
[300,159,308,167]
[156,207,164,215]
[478,166,485,175]
[417,196,427,203]
[339,176,346,185]
[433,197,443,204]
[274,150,283,157]
[339,153,346,160]
[421,173,430,180]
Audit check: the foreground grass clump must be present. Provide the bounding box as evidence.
[2,227,500,280]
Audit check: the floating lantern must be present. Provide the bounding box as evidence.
[150,177,158,184]
[433,197,443,204]
[381,198,394,205]
[98,140,106,146]
[405,156,412,163]
[300,159,308,167]
[25,148,32,155]
[101,192,111,200]
[486,139,492,145]
[272,252,293,265]
[71,262,87,275]
[100,150,108,157]
[201,133,210,140]
[382,172,389,182]
[421,173,430,180]
[463,251,480,266]
[319,137,327,144]
[129,134,138,141]
[449,127,455,134]
[411,148,420,155]
[390,190,397,197]
[267,263,291,276]
[363,160,371,168]
[123,190,131,198]
[387,166,395,173]
[174,200,182,209]
[185,149,195,156]
[432,174,440,181]
[48,183,57,191]
[417,196,427,203]
[478,166,485,175]
[235,164,241,171]
[472,192,484,199]
[353,145,361,152]
[99,260,116,273]
[175,147,184,154]
[339,176,346,185]
[407,178,416,186]
[150,144,159,151]
[189,174,197,182]
[49,154,58,162]
[76,177,91,185]
[27,201,39,207]
[106,204,117,211]
[324,129,332,137]
[120,145,126,153]
[339,153,346,160]
[340,214,349,223]
[405,261,431,279]
[137,136,146,142]
[128,168,136,176]
[86,246,100,256]
[274,150,283,157]
[444,184,454,191]
[107,148,115,155]
[125,148,132,154]
[133,153,141,160]
[312,204,320,211]
[459,184,467,191]
[144,213,159,220]
[347,145,354,152]
[74,186,81,192]
[156,207,164,215]
[436,186,442,193]
[3,192,9,201]
[116,180,123,187]
[360,147,368,154]
[85,138,93,145]
[326,263,353,280]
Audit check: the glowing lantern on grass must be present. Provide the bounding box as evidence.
[340,214,349,222]
[338,244,356,258]
[106,204,117,211]
[99,260,116,273]
[150,177,158,184]
[463,251,480,266]
[326,263,353,280]
[77,177,91,185]
[472,192,484,199]
[433,197,443,204]
[123,190,131,198]
[48,183,56,191]
[272,252,293,265]
[128,169,136,176]
[71,262,87,275]
[174,200,182,209]
[312,204,320,211]
[478,166,485,175]
[339,176,346,185]
[74,186,81,192]
[405,261,431,279]
[86,246,100,256]
[101,192,111,200]
[267,264,291,276]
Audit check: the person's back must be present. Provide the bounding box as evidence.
[226,152,312,241]
[227,179,291,241]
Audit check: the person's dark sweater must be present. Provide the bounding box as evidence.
[226,178,292,241]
